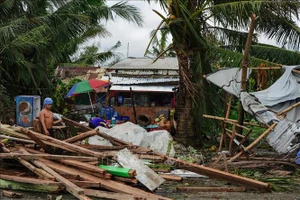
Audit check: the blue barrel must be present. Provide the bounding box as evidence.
[105,106,112,120]
[99,106,105,117]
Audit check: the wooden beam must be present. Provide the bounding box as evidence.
[19,128,106,158]
[84,189,135,200]
[60,160,107,176]
[18,149,91,200]
[0,134,35,144]
[64,130,97,143]
[62,117,91,132]
[0,153,97,162]
[21,129,51,152]
[0,174,62,186]
[177,186,246,192]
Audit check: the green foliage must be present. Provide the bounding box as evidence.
[73,42,122,66]
[0,0,143,98]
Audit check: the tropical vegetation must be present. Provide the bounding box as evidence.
[0,0,142,98]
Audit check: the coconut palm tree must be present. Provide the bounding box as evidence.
[0,0,143,96]
[146,0,300,145]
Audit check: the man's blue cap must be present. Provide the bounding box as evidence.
[43,97,53,105]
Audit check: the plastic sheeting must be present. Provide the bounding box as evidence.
[88,122,175,156]
[206,66,300,154]
[206,68,251,97]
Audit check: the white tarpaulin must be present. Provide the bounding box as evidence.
[88,122,175,156]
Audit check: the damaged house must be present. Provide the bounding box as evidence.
[106,57,179,122]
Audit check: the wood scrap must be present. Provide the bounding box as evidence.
[160,174,182,182]
[2,190,24,198]
[84,189,135,200]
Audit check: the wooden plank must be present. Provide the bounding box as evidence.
[2,190,24,198]
[160,174,182,182]
[60,159,107,175]
[0,179,63,193]
[77,144,133,150]
[18,128,105,158]
[168,156,270,192]
[64,130,97,143]
[21,129,51,152]
[62,117,91,132]
[0,134,35,144]
[177,186,246,192]
[18,149,91,200]
[84,189,135,200]
[114,177,138,184]
[0,174,62,186]
[0,153,97,162]
[41,159,171,200]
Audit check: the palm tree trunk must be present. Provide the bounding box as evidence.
[175,53,196,145]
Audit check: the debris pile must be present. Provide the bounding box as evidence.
[0,117,274,200]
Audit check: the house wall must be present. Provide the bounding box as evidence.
[114,106,170,123]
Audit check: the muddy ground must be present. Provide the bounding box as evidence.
[1,177,300,200]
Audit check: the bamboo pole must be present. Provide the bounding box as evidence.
[219,94,233,151]
[229,123,236,154]
[229,123,276,162]
[237,14,258,134]
[277,101,300,116]
[203,114,267,128]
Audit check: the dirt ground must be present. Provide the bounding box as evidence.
[1,178,300,200]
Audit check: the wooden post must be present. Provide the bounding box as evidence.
[237,14,257,134]
[64,130,97,143]
[219,95,233,151]
[130,87,137,124]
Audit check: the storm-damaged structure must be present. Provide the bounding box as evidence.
[206,66,300,155]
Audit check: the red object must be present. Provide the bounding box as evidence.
[88,79,109,89]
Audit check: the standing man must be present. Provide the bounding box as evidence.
[39,97,62,137]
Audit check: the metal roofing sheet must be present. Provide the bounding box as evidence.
[110,76,179,85]
[110,85,175,92]
[109,57,179,70]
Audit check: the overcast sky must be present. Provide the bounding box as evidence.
[86,1,278,60]
[94,1,164,58]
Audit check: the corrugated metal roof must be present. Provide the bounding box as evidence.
[109,57,179,70]
[110,85,175,92]
[109,76,179,85]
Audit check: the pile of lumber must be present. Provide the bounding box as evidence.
[0,118,272,200]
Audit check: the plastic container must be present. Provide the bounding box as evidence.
[105,106,114,120]
[99,106,105,117]
[111,116,116,124]
[296,150,300,165]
